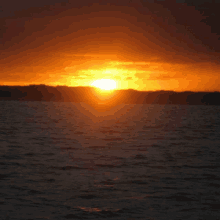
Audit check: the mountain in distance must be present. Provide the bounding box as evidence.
[0,85,219,110]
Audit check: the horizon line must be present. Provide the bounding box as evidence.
[0,84,219,93]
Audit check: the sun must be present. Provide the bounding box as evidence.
[91,79,117,91]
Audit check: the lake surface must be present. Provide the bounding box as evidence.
[1,101,220,220]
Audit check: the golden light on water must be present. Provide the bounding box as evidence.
[88,79,120,111]
[91,79,117,91]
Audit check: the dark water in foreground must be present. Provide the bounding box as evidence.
[1,101,220,220]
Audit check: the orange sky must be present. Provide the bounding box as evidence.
[1,0,220,91]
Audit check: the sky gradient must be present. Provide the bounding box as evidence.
[1,0,220,91]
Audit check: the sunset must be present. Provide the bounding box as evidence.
[1,0,220,91]
[1,1,220,219]
[91,79,117,91]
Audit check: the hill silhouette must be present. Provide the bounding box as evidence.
[0,85,219,108]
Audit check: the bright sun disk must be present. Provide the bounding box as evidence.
[91,79,117,91]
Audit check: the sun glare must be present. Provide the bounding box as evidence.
[91,79,117,91]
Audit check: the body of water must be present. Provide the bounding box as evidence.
[1,101,220,220]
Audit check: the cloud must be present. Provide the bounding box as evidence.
[1,0,220,90]
[109,61,149,65]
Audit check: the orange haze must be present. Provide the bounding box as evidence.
[1,0,220,91]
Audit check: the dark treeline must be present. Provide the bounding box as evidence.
[0,84,219,106]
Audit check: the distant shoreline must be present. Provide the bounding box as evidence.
[0,84,219,106]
